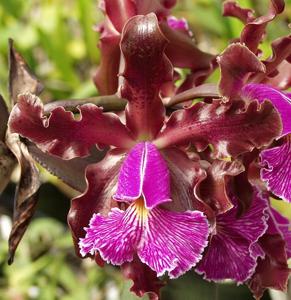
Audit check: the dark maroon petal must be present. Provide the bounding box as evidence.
[103,0,136,32]
[251,35,291,88]
[160,21,214,71]
[9,93,135,159]
[6,133,40,264]
[223,1,255,23]
[198,160,245,214]
[120,14,172,139]
[196,191,269,283]
[240,0,285,53]
[247,153,267,193]
[232,151,259,214]
[94,0,177,95]
[176,62,217,94]
[260,136,291,202]
[135,0,177,16]
[248,199,290,298]
[268,207,291,258]
[161,148,215,219]
[248,233,289,298]
[218,43,265,99]
[67,149,124,256]
[93,18,121,95]
[27,142,104,192]
[261,35,291,77]
[8,39,43,104]
[154,100,282,159]
[121,258,164,300]
[262,60,291,90]
[241,83,291,136]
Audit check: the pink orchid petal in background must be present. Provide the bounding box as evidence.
[196,191,269,283]
[167,16,189,31]
[260,136,291,202]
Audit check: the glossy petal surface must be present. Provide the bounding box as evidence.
[218,43,265,99]
[120,14,172,139]
[154,100,281,159]
[114,142,171,209]
[196,191,269,283]
[260,136,291,202]
[80,201,209,278]
[9,93,134,159]
[199,160,244,214]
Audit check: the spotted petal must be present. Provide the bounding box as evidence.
[114,142,171,209]
[154,100,281,159]
[9,93,134,159]
[80,201,209,278]
[196,191,269,283]
[120,14,172,139]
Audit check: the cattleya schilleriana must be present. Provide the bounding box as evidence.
[6,0,291,299]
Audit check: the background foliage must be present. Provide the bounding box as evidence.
[0,0,290,299]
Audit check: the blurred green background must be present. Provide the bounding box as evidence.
[0,0,290,299]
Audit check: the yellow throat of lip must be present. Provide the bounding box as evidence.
[134,197,149,220]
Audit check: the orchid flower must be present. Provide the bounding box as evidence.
[5,0,291,298]
[8,15,216,280]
